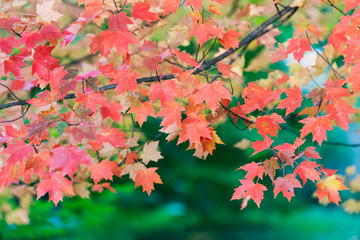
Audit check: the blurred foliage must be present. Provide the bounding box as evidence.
[1,115,359,240]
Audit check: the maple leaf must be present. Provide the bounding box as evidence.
[4,48,30,77]
[100,101,123,122]
[70,124,97,142]
[140,141,164,165]
[250,135,274,156]
[109,12,133,31]
[255,113,285,137]
[173,50,199,67]
[239,162,264,181]
[274,174,302,202]
[149,80,182,106]
[198,129,224,157]
[132,2,160,24]
[0,165,17,189]
[209,5,223,15]
[299,116,333,145]
[163,0,181,15]
[112,68,139,94]
[218,30,242,51]
[32,45,59,79]
[218,62,239,77]
[27,90,61,107]
[37,172,74,206]
[263,157,280,182]
[0,36,19,54]
[89,160,118,184]
[178,113,212,147]
[185,0,203,10]
[231,179,267,209]
[128,102,156,127]
[134,167,163,195]
[76,91,108,112]
[304,146,321,159]
[194,81,231,112]
[294,161,321,185]
[1,140,32,166]
[326,100,357,131]
[190,23,224,46]
[316,175,348,205]
[92,182,117,193]
[36,0,63,24]
[286,37,312,63]
[157,102,185,130]
[50,146,92,179]
[90,30,139,57]
[277,87,303,115]
[242,82,280,114]
[97,126,127,148]
[25,151,51,177]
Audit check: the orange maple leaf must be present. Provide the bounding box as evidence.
[316,175,348,206]
[134,167,162,195]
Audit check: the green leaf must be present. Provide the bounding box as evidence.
[54,121,67,137]
[59,106,70,114]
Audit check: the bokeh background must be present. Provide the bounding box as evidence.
[1,104,359,240]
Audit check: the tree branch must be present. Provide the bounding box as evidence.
[0,6,298,111]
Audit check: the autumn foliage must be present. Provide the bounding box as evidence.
[0,0,359,215]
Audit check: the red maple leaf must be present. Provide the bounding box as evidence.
[190,23,223,46]
[163,0,181,15]
[0,36,19,54]
[128,101,156,127]
[274,174,302,202]
[304,146,321,159]
[286,37,312,63]
[37,172,74,206]
[185,0,203,10]
[25,151,51,178]
[32,45,59,79]
[100,101,123,122]
[194,81,231,112]
[294,160,321,185]
[299,116,333,145]
[218,29,242,51]
[89,160,118,184]
[157,102,185,130]
[326,100,357,131]
[109,12,133,31]
[1,140,32,166]
[173,50,199,67]
[218,62,239,77]
[231,179,267,209]
[149,80,182,105]
[4,48,30,77]
[251,135,273,156]
[76,91,108,112]
[131,2,160,24]
[50,146,92,179]
[239,162,264,181]
[90,30,139,57]
[178,113,212,147]
[134,167,162,195]
[97,126,127,148]
[92,182,117,193]
[316,175,348,205]
[255,113,285,137]
[277,87,303,115]
[113,68,139,94]
[27,90,61,107]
